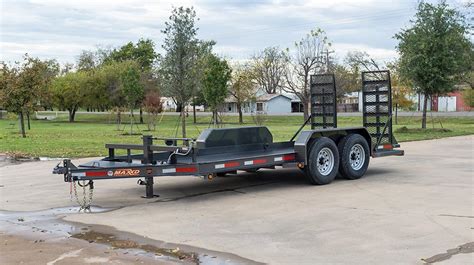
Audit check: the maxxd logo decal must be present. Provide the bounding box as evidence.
[112,169,140,176]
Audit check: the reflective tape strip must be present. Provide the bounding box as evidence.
[282,154,296,161]
[274,157,283,162]
[85,171,107,177]
[383,144,393,150]
[215,162,240,169]
[176,167,197,173]
[244,161,254,166]
[378,145,393,150]
[162,168,176,174]
[72,172,85,177]
[253,159,267,164]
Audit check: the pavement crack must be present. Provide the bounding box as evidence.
[438,214,474,219]
[421,242,474,263]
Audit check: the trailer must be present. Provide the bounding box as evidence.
[53,70,404,211]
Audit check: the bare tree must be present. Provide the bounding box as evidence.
[344,51,381,72]
[252,47,288,94]
[283,29,329,120]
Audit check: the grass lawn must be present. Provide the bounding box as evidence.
[1,112,473,158]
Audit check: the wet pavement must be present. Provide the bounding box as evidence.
[0,206,260,264]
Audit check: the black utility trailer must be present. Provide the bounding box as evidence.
[53,70,403,208]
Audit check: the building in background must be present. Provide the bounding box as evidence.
[224,94,292,114]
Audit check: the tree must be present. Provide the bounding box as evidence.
[121,64,144,135]
[50,71,87,122]
[283,29,329,120]
[387,61,414,124]
[252,47,288,94]
[100,61,127,127]
[77,50,98,72]
[191,40,215,123]
[143,90,163,131]
[105,39,157,71]
[395,2,472,128]
[344,51,381,72]
[229,63,255,124]
[160,6,201,138]
[202,54,232,126]
[0,55,58,137]
[104,39,158,123]
[331,63,359,101]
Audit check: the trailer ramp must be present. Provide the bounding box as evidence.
[362,70,403,157]
[310,73,337,129]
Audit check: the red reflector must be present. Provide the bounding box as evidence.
[253,159,267,164]
[383,144,393,150]
[176,167,197,173]
[225,162,240,168]
[85,171,107,177]
[282,154,296,161]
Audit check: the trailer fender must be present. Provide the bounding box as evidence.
[294,128,372,165]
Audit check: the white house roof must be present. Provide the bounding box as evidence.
[256,94,292,102]
[225,93,292,103]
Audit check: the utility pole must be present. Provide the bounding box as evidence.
[325,49,335,72]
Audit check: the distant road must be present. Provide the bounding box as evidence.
[34,110,474,117]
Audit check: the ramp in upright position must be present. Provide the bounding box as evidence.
[310,73,337,129]
[361,70,394,148]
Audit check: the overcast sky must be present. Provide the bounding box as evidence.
[0,0,470,66]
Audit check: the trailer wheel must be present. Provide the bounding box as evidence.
[305,137,339,185]
[338,134,370,180]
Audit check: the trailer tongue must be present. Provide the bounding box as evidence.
[53,70,404,211]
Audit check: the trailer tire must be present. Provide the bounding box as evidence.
[338,134,370,180]
[305,137,339,185]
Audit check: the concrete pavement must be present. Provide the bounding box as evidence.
[1,135,473,264]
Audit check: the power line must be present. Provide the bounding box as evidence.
[204,8,414,41]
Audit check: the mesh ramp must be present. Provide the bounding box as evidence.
[310,73,337,129]
[361,70,396,149]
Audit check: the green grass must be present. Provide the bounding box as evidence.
[1,113,473,158]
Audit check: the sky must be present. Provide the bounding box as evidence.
[0,0,471,66]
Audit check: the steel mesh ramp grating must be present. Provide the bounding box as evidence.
[362,70,393,148]
[310,73,337,129]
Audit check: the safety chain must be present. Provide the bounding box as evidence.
[71,180,94,212]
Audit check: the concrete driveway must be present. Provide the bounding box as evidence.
[1,135,473,264]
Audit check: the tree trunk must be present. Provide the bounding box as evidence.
[130,108,134,135]
[395,104,398,125]
[302,99,309,120]
[422,94,428,129]
[139,107,144,124]
[181,109,186,138]
[68,108,76,122]
[176,102,182,113]
[19,112,26,138]
[213,110,218,126]
[117,110,121,130]
[27,111,31,130]
[237,102,243,124]
[193,102,196,124]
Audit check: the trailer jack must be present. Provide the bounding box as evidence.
[137,177,158,198]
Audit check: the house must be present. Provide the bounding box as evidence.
[161,97,205,112]
[405,85,471,112]
[339,92,359,112]
[224,93,293,114]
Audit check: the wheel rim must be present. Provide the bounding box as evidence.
[317,147,334,176]
[349,144,365,171]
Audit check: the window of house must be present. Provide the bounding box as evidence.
[256,102,263,111]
